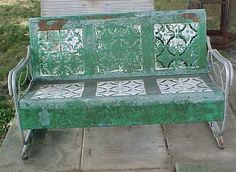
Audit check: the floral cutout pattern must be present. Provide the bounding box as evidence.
[37,28,84,76]
[157,77,212,94]
[154,23,199,70]
[96,80,146,97]
[31,83,85,99]
[95,25,143,74]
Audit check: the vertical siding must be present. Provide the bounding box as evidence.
[41,0,155,17]
[228,0,236,33]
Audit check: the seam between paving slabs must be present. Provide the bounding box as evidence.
[79,128,85,170]
[161,124,175,171]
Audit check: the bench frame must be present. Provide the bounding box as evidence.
[207,37,234,148]
[8,17,234,160]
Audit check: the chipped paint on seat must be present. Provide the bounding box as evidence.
[17,9,225,129]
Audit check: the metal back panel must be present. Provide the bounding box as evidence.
[29,9,207,81]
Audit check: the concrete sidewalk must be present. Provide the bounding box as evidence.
[1,108,236,172]
[0,123,172,172]
[1,53,236,172]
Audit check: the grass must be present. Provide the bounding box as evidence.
[0,93,14,142]
[0,0,40,80]
[0,0,40,143]
[154,0,189,10]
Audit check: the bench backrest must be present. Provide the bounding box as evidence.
[29,9,207,81]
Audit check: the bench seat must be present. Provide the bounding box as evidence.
[8,9,234,158]
[19,74,224,129]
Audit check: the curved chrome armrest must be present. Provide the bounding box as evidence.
[8,58,25,96]
[207,38,234,132]
[208,49,233,96]
[207,36,234,133]
[213,49,234,86]
[207,36,234,88]
[207,36,213,50]
[9,46,32,109]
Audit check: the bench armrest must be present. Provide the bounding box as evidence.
[8,58,25,96]
[207,37,234,130]
[207,36,233,86]
[207,36,234,89]
[8,46,32,110]
[208,49,233,90]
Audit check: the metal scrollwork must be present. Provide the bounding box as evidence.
[8,46,32,103]
[8,46,34,160]
[154,23,199,70]
[207,36,234,148]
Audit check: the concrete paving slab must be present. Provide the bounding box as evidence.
[0,121,83,172]
[82,125,170,170]
[84,169,173,172]
[175,160,236,172]
[165,108,236,162]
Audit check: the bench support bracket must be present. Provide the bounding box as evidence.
[209,121,225,149]
[21,130,34,160]
[207,36,234,149]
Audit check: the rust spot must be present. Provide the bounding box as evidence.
[38,19,67,31]
[86,16,94,20]
[103,16,114,20]
[86,15,114,20]
[181,13,199,22]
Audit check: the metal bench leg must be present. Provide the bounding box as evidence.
[208,88,228,150]
[21,129,34,160]
[20,129,48,160]
[15,109,46,160]
[15,111,33,160]
[16,110,47,160]
[209,121,225,149]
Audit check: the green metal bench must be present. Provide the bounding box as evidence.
[8,9,234,160]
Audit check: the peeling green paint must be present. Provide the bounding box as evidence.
[20,99,224,129]
[29,9,207,81]
[38,109,51,127]
[19,75,225,129]
[18,9,225,130]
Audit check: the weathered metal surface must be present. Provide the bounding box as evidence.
[41,0,155,17]
[157,77,212,94]
[15,9,225,130]
[20,98,224,129]
[29,9,207,81]
[19,74,224,129]
[31,83,85,99]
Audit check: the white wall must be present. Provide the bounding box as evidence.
[41,0,155,17]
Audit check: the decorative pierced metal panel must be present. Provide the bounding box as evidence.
[95,24,143,74]
[37,28,85,76]
[96,80,146,97]
[31,83,85,99]
[157,77,212,94]
[154,23,200,70]
[30,10,207,80]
